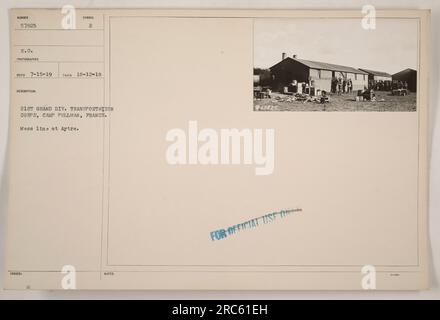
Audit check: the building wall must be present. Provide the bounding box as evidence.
[332,72,367,91]
[393,69,417,92]
[351,73,368,91]
[310,79,330,92]
[270,59,369,93]
[374,75,392,82]
[346,72,356,80]
[311,70,368,92]
[270,59,310,91]
[309,69,332,92]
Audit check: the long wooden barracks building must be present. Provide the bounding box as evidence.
[269,53,369,92]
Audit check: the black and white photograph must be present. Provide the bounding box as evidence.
[253,18,418,112]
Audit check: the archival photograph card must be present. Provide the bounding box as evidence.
[4,9,430,290]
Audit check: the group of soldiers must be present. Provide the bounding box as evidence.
[331,77,353,95]
[369,80,409,91]
[330,77,409,94]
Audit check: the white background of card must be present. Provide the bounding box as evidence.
[0,0,439,300]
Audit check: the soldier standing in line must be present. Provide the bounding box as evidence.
[337,77,342,95]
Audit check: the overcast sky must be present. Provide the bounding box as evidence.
[254,18,418,74]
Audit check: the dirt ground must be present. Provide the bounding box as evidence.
[254,91,417,112]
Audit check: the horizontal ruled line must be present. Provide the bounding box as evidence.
[15,28,104,31]
[13,44,103,47]
[14,77,104,79]
[14,61,104,63]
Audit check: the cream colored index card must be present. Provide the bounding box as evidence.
[4,8,430,290]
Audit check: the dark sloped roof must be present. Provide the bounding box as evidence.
[271,57,368,75]
[358,68,392,77]
[392,68,417,77]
